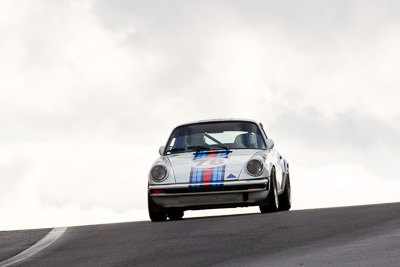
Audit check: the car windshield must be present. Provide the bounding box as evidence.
[164,121,266,154]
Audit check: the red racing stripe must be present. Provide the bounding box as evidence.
[203,168,212,182]
[208,150,216,157]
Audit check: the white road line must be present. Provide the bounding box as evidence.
[0,227,67,267]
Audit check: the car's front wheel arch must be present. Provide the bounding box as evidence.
[259,166,279,213]
[148,194,167,222]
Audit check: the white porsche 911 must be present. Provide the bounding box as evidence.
[148,119,291,221]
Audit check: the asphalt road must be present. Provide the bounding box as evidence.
[2,202,400,266]
[0,229,51,263]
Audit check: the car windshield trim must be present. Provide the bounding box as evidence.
[165,147,266,155]
[163,121,266,155]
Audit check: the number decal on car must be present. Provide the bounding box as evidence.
[194,157,227,167]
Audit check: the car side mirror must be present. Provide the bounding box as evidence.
[159,145,166,156]
[266,139,274,149]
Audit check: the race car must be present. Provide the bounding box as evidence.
[148,119,291,221]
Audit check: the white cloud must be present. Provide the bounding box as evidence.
[291,162,400,209]
[0,0,155,144]
[0,144,154,230]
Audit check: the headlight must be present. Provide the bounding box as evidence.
[247,159,263,176]
[151,165,167,182]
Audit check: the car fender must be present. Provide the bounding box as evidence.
[277,159,289,194]
[148,156,176,185]
[265,149,284,191]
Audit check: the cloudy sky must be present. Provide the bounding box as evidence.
[1,0,400,230]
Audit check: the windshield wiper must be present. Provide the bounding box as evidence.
[187,145,211,152]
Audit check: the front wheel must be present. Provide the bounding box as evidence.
[260,169,279,213]
[148,195,167,222]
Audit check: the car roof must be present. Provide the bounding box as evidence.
[175,118,262,128]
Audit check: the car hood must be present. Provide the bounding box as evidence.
[167,150,259,183]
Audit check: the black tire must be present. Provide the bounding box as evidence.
[278,168,292,211]
[167,209,184,220]
[260,168,279,213]
[148,195,167,222]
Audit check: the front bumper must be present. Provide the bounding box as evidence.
[148,178,270,210]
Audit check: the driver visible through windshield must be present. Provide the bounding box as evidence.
[164,121,266,154]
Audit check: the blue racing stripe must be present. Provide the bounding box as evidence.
[218,165,223,181]
[195,167,199,183]
[212,167,218,182]
[222,165,226,180]
[195,168,201,183]
[190,168,194,183]
[199,169,204,183]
